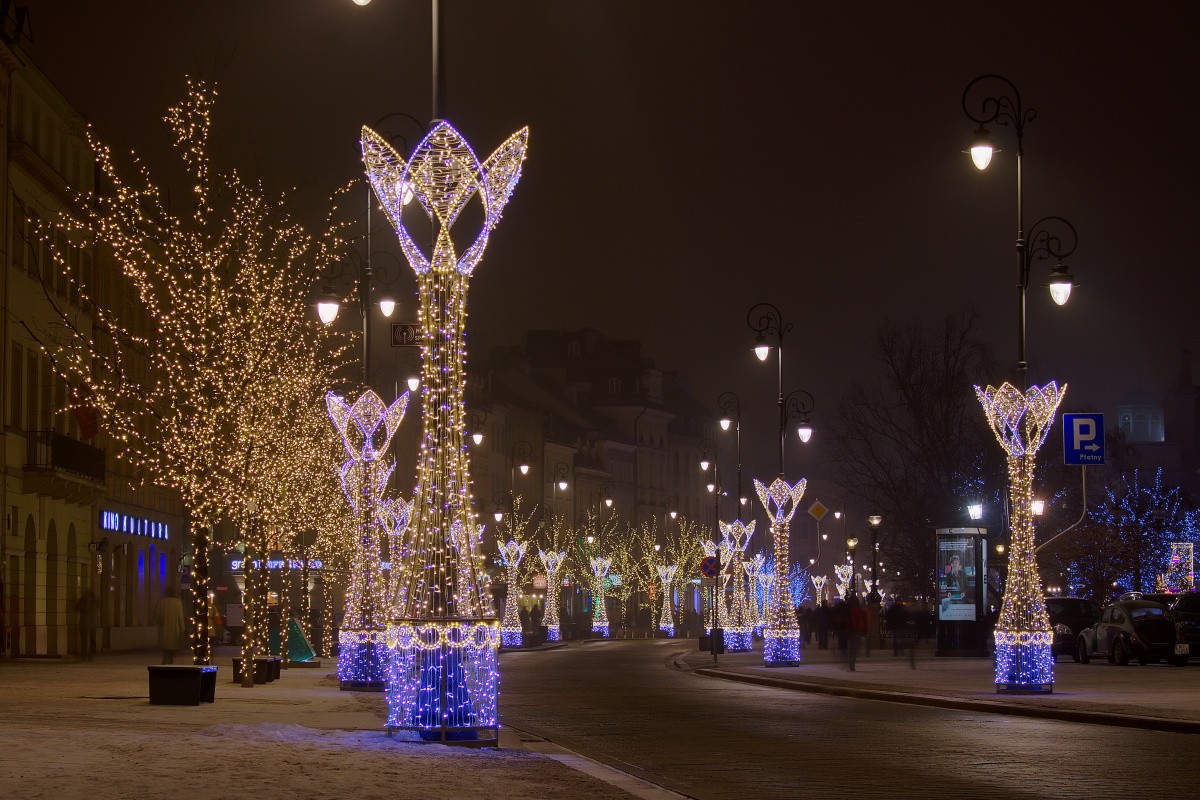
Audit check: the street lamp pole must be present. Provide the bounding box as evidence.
[747,303,815,477]
[867,515,882,604]
[845,537,858,600]
[718,392,745,523]
[962,75,1079,385]
[699,438,720,634]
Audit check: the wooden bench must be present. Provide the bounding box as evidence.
[147,665,218,705]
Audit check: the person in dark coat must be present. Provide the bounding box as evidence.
[814,601,831,649]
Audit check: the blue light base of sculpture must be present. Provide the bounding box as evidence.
[338,639,388,690]
[500,630,522,647]
[386,638,499,746]
[764,630,800,667]
[995,640,1054,694]
[658,625,675,637]
[545,626,560,642]
[592,623,609,637]
[725,628,753,652]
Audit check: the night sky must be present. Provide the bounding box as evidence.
[27,1,1200,483]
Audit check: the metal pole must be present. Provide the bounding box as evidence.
[363,184,373,387]
[777,336,785,477]
[431,0,445,121]
[1015,127,1026,385]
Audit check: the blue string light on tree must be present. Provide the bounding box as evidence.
[361,120,528,744]
[976,381,1065,693]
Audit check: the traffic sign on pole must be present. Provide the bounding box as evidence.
[1063,413,1104,465]
[700,556,719,577]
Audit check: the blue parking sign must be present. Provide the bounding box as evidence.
[1063,413,1104,465]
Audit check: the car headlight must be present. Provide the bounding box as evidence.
[1053,624,1072,637]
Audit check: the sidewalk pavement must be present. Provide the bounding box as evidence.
[0,646,636,799]
[678,637,1200,733]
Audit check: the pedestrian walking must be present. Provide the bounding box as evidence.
[74,588,97,660]
[815,601,830,650]
[847,597,866,671]
[157,587,185,664]
[886,598,910,657]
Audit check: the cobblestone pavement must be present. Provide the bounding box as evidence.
[499,638,1199,800]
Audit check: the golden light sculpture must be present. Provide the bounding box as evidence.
[327,390,410,688]
[361,121,528,743]
[755,477,807,666]
[656,564,678,635]
[720,520,756,651]
[539,550,567,641]
[499,540,529,647]
[976,381,1065,693]
[589,556,613,637]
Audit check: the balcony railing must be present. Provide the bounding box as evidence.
[25,430,106,484]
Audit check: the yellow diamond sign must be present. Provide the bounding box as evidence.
[808,499,829,522]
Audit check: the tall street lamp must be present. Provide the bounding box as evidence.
[717,392,746,522]
[699,438,722,636]
[845,537,858,600]
[747,303,815,477]
[866,515,883,604]
[962,75,1080,383]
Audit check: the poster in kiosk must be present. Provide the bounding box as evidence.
[935,528,988,656]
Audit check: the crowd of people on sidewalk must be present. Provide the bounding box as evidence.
[792,596,937,669]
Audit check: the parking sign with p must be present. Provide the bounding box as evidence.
[1063,413,1104,465]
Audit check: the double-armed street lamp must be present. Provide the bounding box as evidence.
[962,75,1080,382]
[747,303,814,477]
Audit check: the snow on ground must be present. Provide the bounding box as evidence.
[0,650,632,800]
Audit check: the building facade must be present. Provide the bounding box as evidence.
[0,14,183,657]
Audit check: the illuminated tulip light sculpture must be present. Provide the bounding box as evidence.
[539,550,566,641]
[499,540,528,647]
[720,520,755,651]
[327,390,410,689]
[755,477,807,666]
[656,564,677,636]
[362,121,529,743]
[590,556,612,637]
[976,381,1065,693]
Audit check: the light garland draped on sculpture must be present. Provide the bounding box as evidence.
[834,564,853,600]
[499,540,529,647]
[590,556,612,637]
[327,390,410,688]
[720,520,755,651]
[755,478,806,666]
[811,574,828,605]
[656,564,678,636]
[539,550,566,641]
[362,120,529,743]
[747,553,766,636]
[977,381,1065,693]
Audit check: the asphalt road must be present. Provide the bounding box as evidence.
[499,639,1196,799]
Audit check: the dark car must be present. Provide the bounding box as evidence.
[1140,591,1200,661]
[1077,598,1189,666]
[1045,597,1103,661]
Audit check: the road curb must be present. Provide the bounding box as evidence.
[690,667,1200,735]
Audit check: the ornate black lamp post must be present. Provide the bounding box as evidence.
[867,515,883,604]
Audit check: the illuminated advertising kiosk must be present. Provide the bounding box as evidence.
[935,527,989,657]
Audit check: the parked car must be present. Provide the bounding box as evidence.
[1045,597,1103,662]
[1076,598,1189,666]
[1139,591,1200,661]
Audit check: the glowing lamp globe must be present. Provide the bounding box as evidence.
[706,483,716,493]
[753,334,770,362]
[797,421,813,443]
[472,432,484,445]
[604,498,612,508]
[1047,264,1075,306]
[352,0,371,5]
[494,511,504,523]
[558,480,568,491]
[317,300,339,325]
[406,377,420,392]
[587,535,595,544]
[968,503,984,520]
[719,418,731,431]
[670,510,677,519]
[867,514,882,528]
[966,126,995,170]
[1032,499,1045,516]
[379,299,396,317]
[699,459,710,472]
[519,464,530,476]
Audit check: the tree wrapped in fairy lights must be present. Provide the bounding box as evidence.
[539,550,567,641]
[720,520,755,651]
[656,564,677,635]
[755,477,807,666]
[589,556,613,636]
[745,552,766,636]
[362,121,528,743]
[498,540,529,647]
[326,390,410,687]
[976,381,1065,693]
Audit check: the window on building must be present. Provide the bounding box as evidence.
[567,341,580,358]
[608,377,621,394]
[25,352,38,432]
[9,344,22,429]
